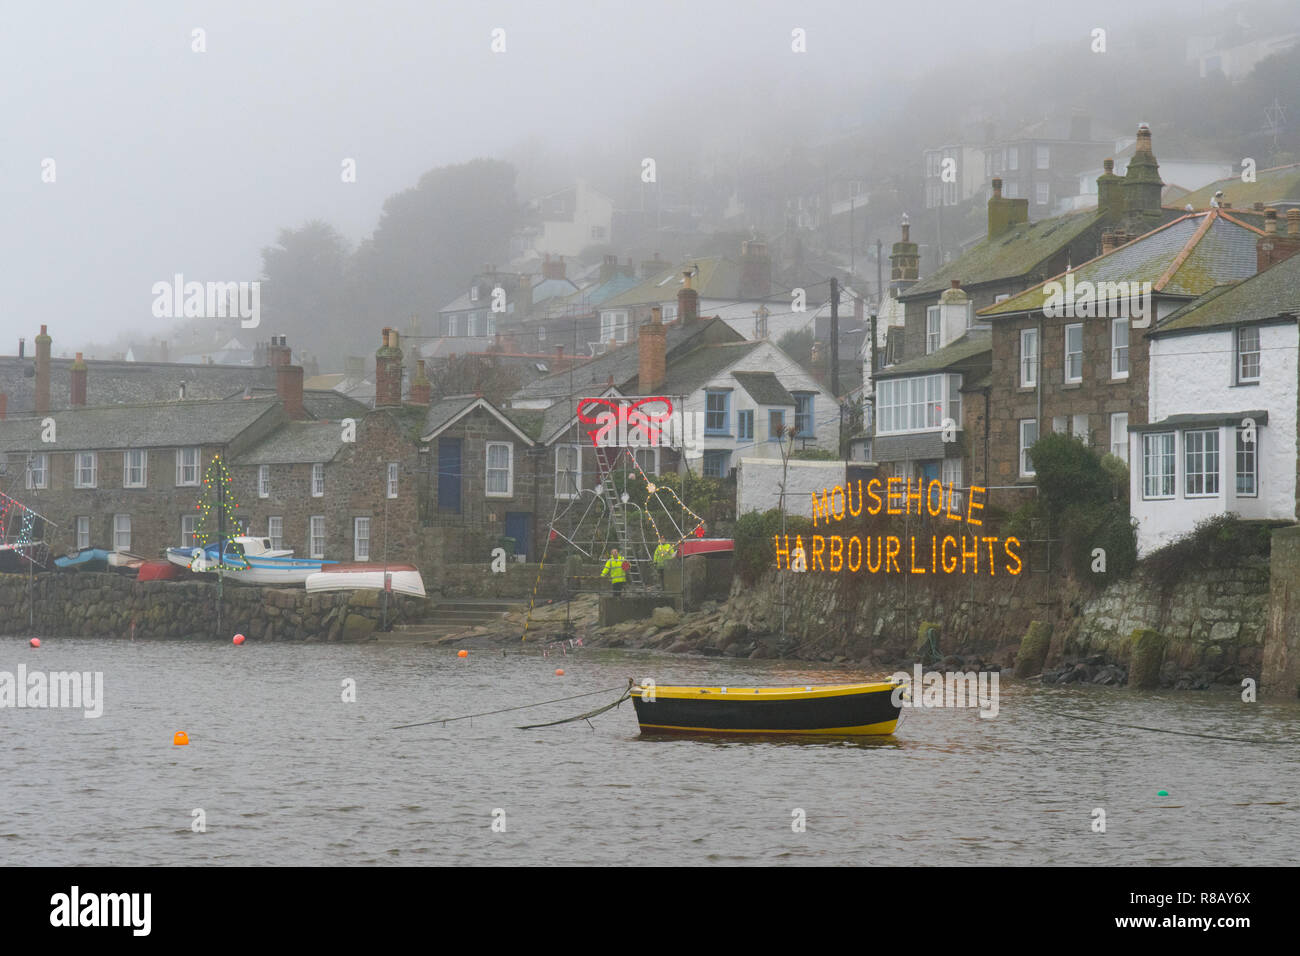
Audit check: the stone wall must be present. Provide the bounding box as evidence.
[1263,526,1300,698]
[0,571,424,641]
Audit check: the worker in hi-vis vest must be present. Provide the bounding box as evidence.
[653,539,675,588]
[601,547,628,596]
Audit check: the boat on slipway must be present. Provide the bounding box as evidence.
[53,547,109,572]
[629,681,904,736]
[165,536,336,586]
[305,563,426,598]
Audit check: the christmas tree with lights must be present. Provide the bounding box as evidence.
[192,454,245,571]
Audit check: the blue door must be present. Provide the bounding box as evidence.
[505,512,530,560]
[921,461,941,483]
[438,439,462,513]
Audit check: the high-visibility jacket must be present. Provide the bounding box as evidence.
[653,542,675,569]
[601,555,628,584]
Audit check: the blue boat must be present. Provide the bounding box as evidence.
[54,547,109,571]
[165,536,336,586]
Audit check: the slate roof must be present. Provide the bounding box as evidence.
[1181,164,1300,210]
[1132,410,1269,432]
[234,421,350,465]
[979,210,1264,316]
[733,371,796,406]
[633,341,766,395]
[901,210,1103,299]
[874,331,992,379]
[0,356,276,417]
[510,318,744,402]
[1154,251,1300,335]
[0,397,281,454]
[236,387,370,419]
[419,395,535,444]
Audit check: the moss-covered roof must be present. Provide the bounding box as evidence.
[1180,163,1300,210]
[979,210,1264,316]
[874,331,992,379]
[900,210,1103,299]
[1154,252,1300,335]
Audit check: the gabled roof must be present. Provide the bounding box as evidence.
[1154,252,1300,336]
[234,386,370,419]
[901,210,1104,299]
[0,397,281,454]
[1180,163,1300,210]
[509,317,745,402]
[979,210,1264,317]
[874,331,992,379]
[420,395,535,444]
[733,371,796,406]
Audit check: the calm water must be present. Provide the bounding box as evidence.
[2,636,1297,866]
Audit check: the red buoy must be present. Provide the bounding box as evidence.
[29,638,40,648]
[232,634,245,645]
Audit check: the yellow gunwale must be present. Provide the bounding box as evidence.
[630,681,899,702]
[636,719,900,736]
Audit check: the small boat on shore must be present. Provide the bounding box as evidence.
[629,680,903,736]
[305,563,426,598]
[138,560,183,582]
[107,550,147,573]
[166,536,336,586]
[54,547,109,572]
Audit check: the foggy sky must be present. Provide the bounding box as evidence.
[3,0,1223,354]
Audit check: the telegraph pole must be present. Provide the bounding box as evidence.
[830,277,840,398]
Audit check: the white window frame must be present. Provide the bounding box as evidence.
[1007,148,1019,171]
[75,452,97,489]
[1020,328,1038,387]
[1111,318,1129,379]
[26,452,48,490]
[1019,419,1038,478]
[447,315,459,337]
[258,464,270,498]
[738,408,754,441]
[1236,326,1260,383]
[876,375,961,435]
[1036,145,1050,170]
[113,514,131,551]
[1064,323,1083,383]
[1235,427,1257,497]
[268,516,283,551]
[486,442,513,498]
[1110,412,1128,463]
[309,516,325,560]
[1142,432,1176,499]
[1035,182,1050,206]
[601,310,629,344]
[1184,429,1220,498]
[123,449,148,488]
[926,306,941,354]
[633,447,660,476]
[387,462,399,499]
[181,514,197,548]
[311,462,325,497]
[75,516,90,550]
[555,444,582,499]
[1072,414,1089,444]
[176,447,201,486]
[353,517,371,561]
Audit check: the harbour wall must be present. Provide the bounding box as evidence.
[0,572,426,642]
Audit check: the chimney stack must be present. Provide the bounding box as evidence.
[0,393,7,420]
[374,327,404,407]
[409,359,432,406]
[987,178,1029,239]
[639,306,667,394]
[677,270,700,324]
[276,363,307,420]
[266,334,292,367]
[541,254,566,281]
[889,214,920,296]
[35,324,51,415]
[70,352,88,407]
[1122,124,1163,223]
[739,240,772,299]
[1101,231,1117,254]
[1257,208,1300,272]
[1096,158,1124,220]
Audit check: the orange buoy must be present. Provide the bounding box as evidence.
[173,731,189,746]
[555,668,565,676]
[457,649,469,658]
[29,638,40,648]
[232,634,245,645]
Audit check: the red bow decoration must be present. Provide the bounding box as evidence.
[576,397,674,448]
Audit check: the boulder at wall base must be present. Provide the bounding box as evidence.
[650,606,680,630]
[340,613,376,641]
[1129,629,1166,690]
[1013,621,1053,679]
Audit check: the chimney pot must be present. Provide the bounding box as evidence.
[276,364,306,420]
[991,178,1003,199]
[1287,209,1300,237]
[1265,209,1278,234]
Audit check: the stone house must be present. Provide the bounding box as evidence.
[976,206,1268,511]
[1132,231,1300,554]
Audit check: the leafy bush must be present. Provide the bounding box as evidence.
[734,508,813,583]
[1027,432,1113,517]
[1061,500,1136,585]
[1142,514,1275,593]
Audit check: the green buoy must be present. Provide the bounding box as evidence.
[1157,790,1169,796]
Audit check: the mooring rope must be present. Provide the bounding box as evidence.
[1049,708,1299,745]
[391,684,626,730]
[518,680,635,729]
